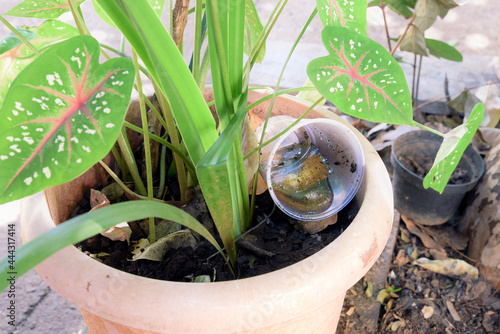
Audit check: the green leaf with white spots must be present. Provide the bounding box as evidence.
[0,20,79,109]
[0,35,135,204]
[423,103,485,194]
[244,0,265,63]
[0,28,36,55]
[307,26,414,126]
[4,0,87,19]
[316,0,368,35]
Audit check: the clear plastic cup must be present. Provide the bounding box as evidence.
[256,116,365,221]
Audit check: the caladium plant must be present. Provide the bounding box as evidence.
[0,0,485,292]
[308,26,414,126]
[0,34,135,203]
[307,0,484,193]
[5,0,86,19]
[0,20,79,108]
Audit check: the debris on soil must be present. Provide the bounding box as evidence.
[398,153,471,184]
[338,216,500,334]
[75,187,359,282]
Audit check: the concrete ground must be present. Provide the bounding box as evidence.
[0,0,498,333]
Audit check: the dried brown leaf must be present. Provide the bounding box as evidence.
[421,305,434,319]
[90,189,110,211]
[132,230,197,262]
[100,222,132,244]
[401,215,445,249]
[446,300,461,321]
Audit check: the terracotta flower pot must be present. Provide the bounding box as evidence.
[21,91,394,333]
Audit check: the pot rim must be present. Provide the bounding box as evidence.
[21,92,394,333]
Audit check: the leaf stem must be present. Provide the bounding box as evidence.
[117,128,147,195]
[247,0,288,71]
[157,145,167,199]
[133,49,156,244]
[123,121,197,181]
[0,15,40,56]
[390,14,416,56]
[153,82,189,201]
[110,145,127,179]
[246,87,315,111]
[98,161,161,202]
[379,1,392,51]
[414,122,445,137]
[244,96,324,161]
[68,0,90,35]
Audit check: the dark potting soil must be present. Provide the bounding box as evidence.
[74,183,359,282]
[399,154,471,184]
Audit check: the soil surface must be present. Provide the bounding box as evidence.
[399,154,471,184]
[378,224,500,333]
[75,184,358,282]
[337,218,500,334]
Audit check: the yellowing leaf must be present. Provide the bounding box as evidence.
[365,280,373,297]
[390,320,405,331]
[297,78,326,106]
[415,257,478,279]
[131,238,150,255]
[400,25,428,56]
[194,275,211,283]
[377,289,391,305]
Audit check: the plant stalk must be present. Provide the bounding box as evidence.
[414,122,445,137]
[133,49,156,243]
[379,0,392,51]
[390,14,416,56]
[0,15,40,56]
[193,0,204,84]
[117,129,147,196]
[68,0,90,35]
[123,121,196,180]
[98,161,161,202]
[152,83,189,201]
[158,145,167,199]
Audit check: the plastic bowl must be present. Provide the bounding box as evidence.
[256,117,365,221]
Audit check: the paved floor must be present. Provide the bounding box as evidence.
[0,0,498,333]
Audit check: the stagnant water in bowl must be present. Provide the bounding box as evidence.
[270,141,334,214]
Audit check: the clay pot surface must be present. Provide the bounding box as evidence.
[21,92,393,333]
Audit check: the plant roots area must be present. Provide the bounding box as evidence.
[75,182,358,282]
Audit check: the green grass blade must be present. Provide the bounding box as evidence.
[95,0,218,165]
[197,104,248,264]
[0,199,224,292]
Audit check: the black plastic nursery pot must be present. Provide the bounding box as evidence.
[391,130,484,226]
